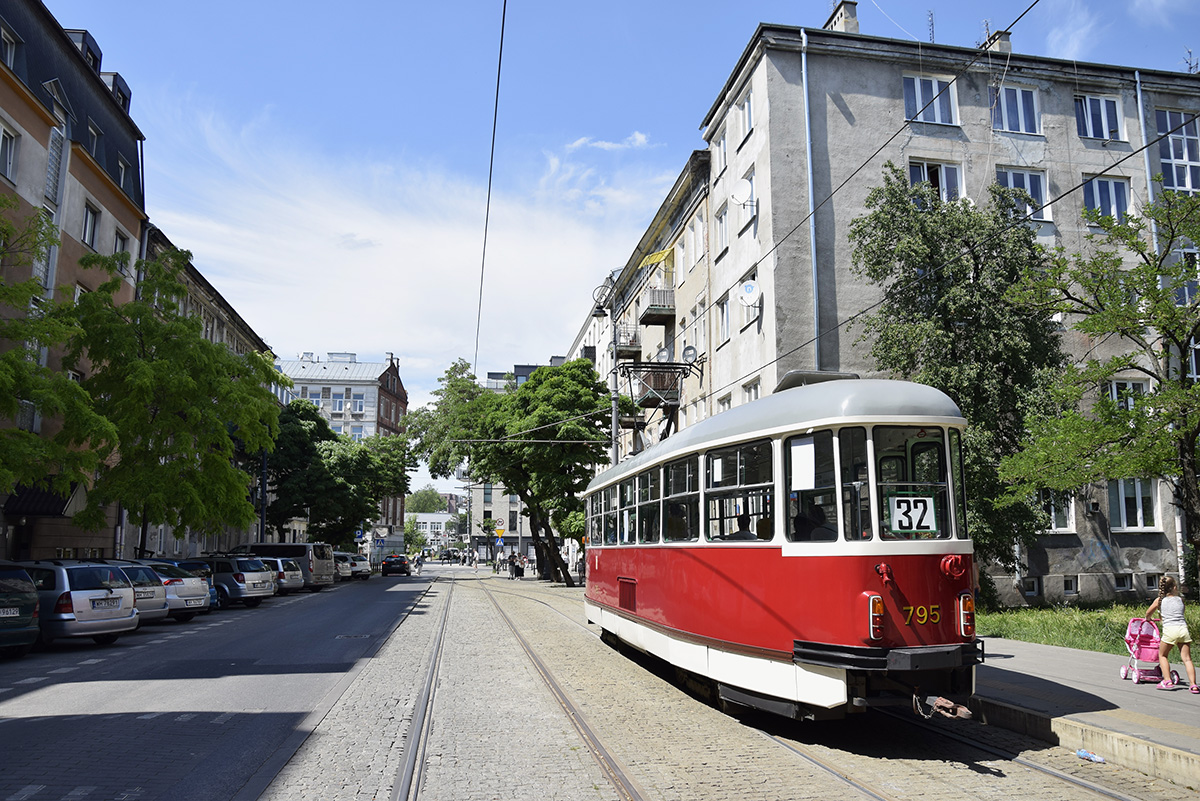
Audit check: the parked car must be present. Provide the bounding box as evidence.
[381,554,410,576]
[259,556,304,595]
[146,558,219,613]
[230,542,335,592]
[336,551,370,580]
[202,555,274,609]
[19,560,138,646]
[135,560,210,621]
[333,553,353,581]
[0,561,40,658]
[97,561,169,627]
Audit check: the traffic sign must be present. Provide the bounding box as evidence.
[496,537,504,547]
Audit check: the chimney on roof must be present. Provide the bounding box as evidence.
[386,352,394,365]
[824,1,859,34]
[300,352,315,362]
[984,30,1012,53]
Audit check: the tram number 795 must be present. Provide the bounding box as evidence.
[888,495,936,533]
[903,605,941,625]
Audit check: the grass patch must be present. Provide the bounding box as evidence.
[977,603,1200,656]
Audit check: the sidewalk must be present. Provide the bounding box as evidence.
[972,637,1200,787]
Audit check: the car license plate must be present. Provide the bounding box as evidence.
[184,598,203,607]
[0,607,18,617]
[92,598,119,609]
[252,581,265,588]
[135,590,154,599]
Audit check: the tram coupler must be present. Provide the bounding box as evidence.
[914,694,972,720]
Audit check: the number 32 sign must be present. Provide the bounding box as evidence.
[888,495,937,534]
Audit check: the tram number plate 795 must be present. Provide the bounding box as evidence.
[888,495,936,533]
[903,605,940,625]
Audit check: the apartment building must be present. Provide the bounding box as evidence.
[569,2,1200,604]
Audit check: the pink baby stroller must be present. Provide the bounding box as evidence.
[1119,618,1180,684]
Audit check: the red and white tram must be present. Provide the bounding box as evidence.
[583,375,980,720]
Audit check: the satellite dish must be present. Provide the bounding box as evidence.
[682,345,698,364]
[655,347,671,363]
[730,178,754,206]
[737,280,762,307]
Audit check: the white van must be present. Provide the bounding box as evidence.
[232,542,335,591]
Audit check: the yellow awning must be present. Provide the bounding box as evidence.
[638,248,673,268]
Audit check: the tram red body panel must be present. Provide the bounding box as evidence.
[585,546,974,654]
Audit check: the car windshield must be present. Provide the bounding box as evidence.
[121,566,159,587]
[68,566,131,591]
[236,559,267,572]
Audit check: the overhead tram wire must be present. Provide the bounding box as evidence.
[472,0,509,378]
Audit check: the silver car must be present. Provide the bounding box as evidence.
[203,555,274,608]
[106,561,170,626]
[20,560,138,646]
[259,556,304,596]
[136,560,210,621]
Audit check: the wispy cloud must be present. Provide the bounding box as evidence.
[566,131,653,152]
[1043,0,1103,61]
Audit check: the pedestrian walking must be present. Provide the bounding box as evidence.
[414,553,423,576]
[1146,575,1198,693]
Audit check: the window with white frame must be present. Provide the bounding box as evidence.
[741,270,760,327]
[717,395,732,413]
[990,84,1040,134]
[909,160,961,201]
[1144,573,1162,592]
[1083,175,1130,222]
[1108,477,1156,529]
[716,295,730,342]
[693,300,706,354]
[1114,573,1133,591]
[736,88,753,141]
[332,397,345,412]
[113,231,128,274]
[715,205,729,253]
[740,169,757,228]
[1156,109,1200,194]
[688,211,704,269]
[350,425,364,442]
[1063,575,1078,596]
[742,379,761,404]
[117,157,128,190]
[713,130,727,176]
[1,29,15,68]
[1075,94,1122,140]
[0,126,15,181]
[82,204,98,248]
[307,389,321,406]
[1022,576,1042,597]
[1107,380,1147,411]
[1040,489,1074,531]
[903,74,957,125]
[996,167,1048,219]
[352,392,365,413]
[332,424,343,435]
[86,123,100,156]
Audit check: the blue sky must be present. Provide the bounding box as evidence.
[43,0,1200,488]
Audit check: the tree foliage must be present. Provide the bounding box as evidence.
[1002,186,1200,585]
[0,195,114,495]
[63,248,282,545]
[405,484,447,513]
[848,163,1067,572]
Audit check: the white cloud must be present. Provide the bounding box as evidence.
[1043,0,1102,61]
[565,131,653,152]
[137,93,668,418]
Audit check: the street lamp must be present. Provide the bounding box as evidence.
[593,277,619,465]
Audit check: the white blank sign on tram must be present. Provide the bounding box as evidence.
[790,437,815,490]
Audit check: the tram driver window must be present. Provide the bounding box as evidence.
[875,426,952,540]
[787,431,838,542]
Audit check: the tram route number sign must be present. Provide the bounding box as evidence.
[888,494,937,534]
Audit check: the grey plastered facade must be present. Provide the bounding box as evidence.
[571,5,1200,605]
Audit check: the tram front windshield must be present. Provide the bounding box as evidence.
[874,426,952,540]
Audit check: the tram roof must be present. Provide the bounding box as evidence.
[590,379,963,490]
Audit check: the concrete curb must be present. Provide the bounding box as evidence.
[970,696,1200,790]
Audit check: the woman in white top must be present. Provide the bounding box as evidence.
[1146,575,1197,693]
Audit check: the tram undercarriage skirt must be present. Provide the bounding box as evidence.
[792,640,983,672]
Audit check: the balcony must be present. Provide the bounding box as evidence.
[618,412,644,430]
[630,365,683,408]
[613,324,641,360]
[638,288,676,326]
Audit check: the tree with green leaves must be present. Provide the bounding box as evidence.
[61,247,282,553]
[405,484,447,513]
[266,399,339,535]
[848,162,1067,583]
[1002,186,1200,589]
[403,513,426,553]
[0,195,114,495]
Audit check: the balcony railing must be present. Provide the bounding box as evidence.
[639,288,675,326]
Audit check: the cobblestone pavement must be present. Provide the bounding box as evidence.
[258,571,1199,801]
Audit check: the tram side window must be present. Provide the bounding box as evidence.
[787,431,838,542]
[587,493,601,546]
[949,429,969,539]
[619,479,637,545]
[841,427,872,541]
[705,440,773,542]
[603,486,618,545]
[875,426,951,540]
[638,469,661,544]
[664,456,700,542]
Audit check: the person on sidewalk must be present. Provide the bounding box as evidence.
[1146,575,1198,693]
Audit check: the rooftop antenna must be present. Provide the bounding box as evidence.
[976,19,992,49]
[927,10,935,43]
[1185,47,1199,74]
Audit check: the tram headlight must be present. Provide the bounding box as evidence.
[867,593,884,641]
[958,592,976,639]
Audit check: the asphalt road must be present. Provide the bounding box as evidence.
[0,572,430,801]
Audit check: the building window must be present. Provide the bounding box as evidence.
[741,270,759,327]
[307,390,321,406]
[332,424,343,435]
[903,74,957,125]
[687,212,703,269]
[1,30,15,68]
[1083,176,1129,222]
[1145,573,1161,593]
[990,84,1039,134]
[1022,576,1042,597]
[717,395,732,413]
[715,205,728,254]
[1157,109,1200,194]
[1108,380,1147,411]
[996,167,1047,219]
[740,169,757,229]
[350,425,364,442]
[1107,477,1156,529]
[352,393,365,413]
[716,295,730,342]
[1063,575,1078,596]
[483,483,493,503]
[742,379,760,404]
[736,88,753,142]
[0,127,15,181]
[1114,573,1133,592]
[713,130,727,176]
[910,160,960,201]
[82,204,99,248]
[1075,94,1121,141]
[113,231,128,273]
[1041,490,1073,531]
[117,157,128,189]
[332,397,345,412]
[86,123,100,156]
